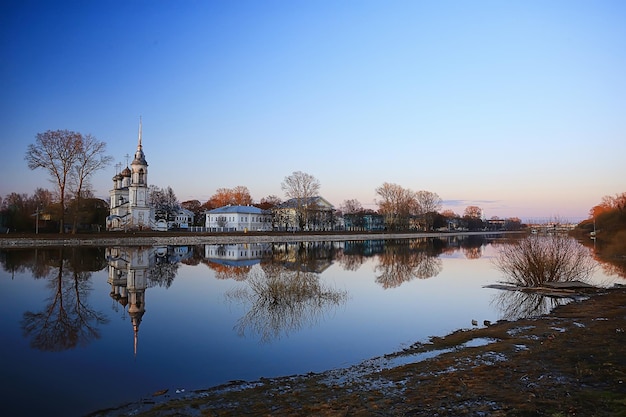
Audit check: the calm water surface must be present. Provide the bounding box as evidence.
[0,235,620,416]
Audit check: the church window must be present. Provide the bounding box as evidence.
[138,169,145,184]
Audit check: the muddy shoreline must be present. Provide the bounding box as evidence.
[88,286,626,417]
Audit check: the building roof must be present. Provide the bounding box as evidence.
[207,205,266,215]
[279,196,334,209]
[177,207,195,217]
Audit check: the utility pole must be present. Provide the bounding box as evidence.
[35,207,40,234]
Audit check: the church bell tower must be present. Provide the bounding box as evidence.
[128,117,151,229]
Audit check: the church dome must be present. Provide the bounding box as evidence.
[131,149,148,166]
[121,167,132,177]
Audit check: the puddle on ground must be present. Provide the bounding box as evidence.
[387,338,496,368]
[322,338,497,386]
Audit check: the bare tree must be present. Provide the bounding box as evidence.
[208,186,253,208]
[493,235,596,287]
[232,186,253,206]
[208,188,234,208]
[150,185,179,221]
[340,199,363,214]
[260,195,282,207]
[463,205,484,231]
[415,190,442,231]
[25,130,83,233]
[32,188,54,210]
[281,171,320,230]
[216,216,227,231]
[375,182,418,231]
[181,200,203,225]
[340,198,365,231]
[69,134,113,233]
[463,205,482,219]
[164,186,180,212]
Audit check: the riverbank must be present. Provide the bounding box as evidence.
[0,230,510,248]
[88,286,626,417]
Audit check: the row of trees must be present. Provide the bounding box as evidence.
[578,192,626,241]
[8,129,524,233]
[374,183,442,231]
[176,176,521,232]
[0,188,109,233]
[2,165,520,233]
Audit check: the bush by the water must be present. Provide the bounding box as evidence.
[493,234,596,287]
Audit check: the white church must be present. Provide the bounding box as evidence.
[106,120,164,231]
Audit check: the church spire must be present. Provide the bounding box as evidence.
[131,116,148,167]
[138,116,143,149]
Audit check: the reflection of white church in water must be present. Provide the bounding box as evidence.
[106,119,163,231]
[106,246,151,356]
[106,246,191,356]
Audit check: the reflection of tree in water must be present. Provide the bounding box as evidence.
[599,261,626,280]
[335,249,364,271]
[205,262,251,281]
[462,246,482,259]
[148,256,180,288]
[578,233,626,280]
[269,241,338,273]
[460,235,486,259]
[374,239,443,288]
[226,266,347,343]
[491,289,569,320]
[180,245,206,266]
[336,240,384,271]
[20,248,109,351]
[1,248,54,279]
[1,246,107,279]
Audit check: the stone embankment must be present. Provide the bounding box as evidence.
[0,231,507,248]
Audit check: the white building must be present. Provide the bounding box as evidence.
[106,119,154,231]
[171,208,194,229]
[205,205,272,232]
[275,196,335,231]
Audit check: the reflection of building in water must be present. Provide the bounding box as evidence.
[271,241,342,273]
[343,240,385,256]
[204,243,272,267]
[106,246,153,356]
[156,245,192,264]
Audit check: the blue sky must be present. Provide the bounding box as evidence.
[2,0,625,221]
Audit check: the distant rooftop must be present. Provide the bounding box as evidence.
[206,205,265,214]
